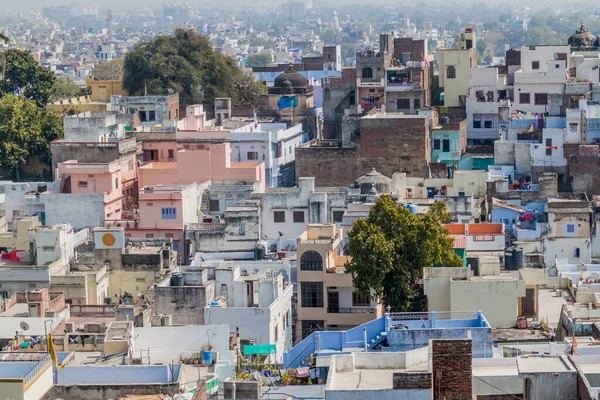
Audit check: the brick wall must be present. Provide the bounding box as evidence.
[431,339,473,400]
[296,116,430,186]
[392,372,432,389]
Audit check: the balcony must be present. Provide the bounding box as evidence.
[386,81,420,92]
[356,77,385,88]
[327,306,376,314]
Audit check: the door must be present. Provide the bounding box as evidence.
[442,139,450,152]
[87,179,96,194]
[99,86,107,101]
[327,291,339,313]
[524,288,535,317]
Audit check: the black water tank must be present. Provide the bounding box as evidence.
[512,247,524,270]
[170,273,184,286]
[504,248,514,270]
[254,245,266,260]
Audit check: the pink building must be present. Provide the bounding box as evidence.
[106,183,203,257]
[138,143,265,191]
[56,160,124,220]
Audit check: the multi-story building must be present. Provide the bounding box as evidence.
[295,224,383,341]
[437,27,477,107]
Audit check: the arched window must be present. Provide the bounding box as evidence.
[362,67,373,79]
[447,66,456,79]
[300,251,323,271]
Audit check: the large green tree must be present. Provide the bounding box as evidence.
[0,95,62,180]
[0,49,56,107]
[123,29,266,106]
[245,53,272,68]
[92,58,124,81]
[50,77,82,102]
[345,195,462,312]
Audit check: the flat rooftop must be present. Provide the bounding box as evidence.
[331,363,428,390]
[518,356,574,373]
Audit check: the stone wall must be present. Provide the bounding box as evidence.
[43,383,180,400]
[431,339,472,400]
[296,115,430,186]
[153,281,215,325]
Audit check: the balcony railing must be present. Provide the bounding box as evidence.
[327,306,375,314]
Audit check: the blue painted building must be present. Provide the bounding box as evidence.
[283,311,493,369]
[432,120,467,176]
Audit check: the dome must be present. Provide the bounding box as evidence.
[354,168,393,195]
[273,65,309,89]
[569,23,597,48]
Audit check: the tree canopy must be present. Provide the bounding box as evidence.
[50,77,82,102]
[245,53,273,68]
[0,95,62,180]
[0,49,56,107]
[92,58,124,81]
[345,195,462,312]
[123,29,266,106]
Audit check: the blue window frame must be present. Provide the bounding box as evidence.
[161,207,177,219]
[567,224,575,233]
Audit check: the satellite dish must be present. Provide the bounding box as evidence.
[20,322,29,331]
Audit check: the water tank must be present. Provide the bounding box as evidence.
[406,204,418,214]
[202,349,213,366]
[504,248,514,270]
[512,247,524,270]
[254,245,266,260]
[170,273,184,286]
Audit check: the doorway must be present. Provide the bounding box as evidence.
[327,290,339,313]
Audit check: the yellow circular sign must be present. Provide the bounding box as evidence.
[102,233,117,247]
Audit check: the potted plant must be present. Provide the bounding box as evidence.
[281,373,292,386]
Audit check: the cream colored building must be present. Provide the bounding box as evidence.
[0,354,53,400]
[296,224,383,341]
[0,217,39,251]
[423,264,547,328]
[437,46,477,107]
[51,265,109,305]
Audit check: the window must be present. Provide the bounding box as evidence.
[301,320,324,339]
[301,282,324,308]
[442,139,450,152]
[301,251,323,271]
[534,93,548,105]
[446,66,456,79]
[567,224,575,233]
[546,138,553,156]
[168,149,174,158]
[519,93,530,104]
[397,98,410,109]
[273,211,285,223]
[293,211,305,223]
[333,211,344,223]
[149,110,156,120]
[484,120,492,129]
[238,223,246,236]
[114,178,119,189]
[433,139,441,150]
[165,233,174,238]
[128,160,134,170]
[78,181,88,187]
[146,202,153,206]
[209,199,220,211]
[473,120,481,129]
[575,248,581,258]
[161,207,176,219]
[41,246,55,251]
[362,67,373,79]
[349,90,355,105]
[247,151,258,160]
[352,292,371,306]
[146,233,155,238]
[414,98,421,109]
[532,61,540,70]
[473,235,494,241]
[570,123,578,133]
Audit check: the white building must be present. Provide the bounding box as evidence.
[231,123,304,187]
[0,181,50,230]
[514,45,570,114]
[34,224,89,272]
[466,67,510,143]
[203,264,293,362]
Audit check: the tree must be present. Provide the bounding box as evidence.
[123,29,265,106]
[245,53,272,68]
[345,195,462,312]
[476,39,487,56]
[92,58,124,81]
[0,49,56,107]
[0,95,62,180]
[50,77,82,102]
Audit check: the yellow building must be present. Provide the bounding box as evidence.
[50,265,110,305]
[0,217,39,251]
[437,48,476,107]
[86,76,128,102]
[295,224,384,342]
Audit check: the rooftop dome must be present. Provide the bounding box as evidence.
[354,168,393,195]
[568,23,598,48]
[273,65,309,89]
